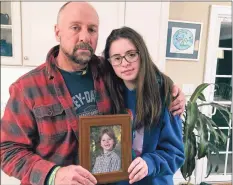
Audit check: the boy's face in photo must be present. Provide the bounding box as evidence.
[100,133,114,152]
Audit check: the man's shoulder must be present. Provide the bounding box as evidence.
[12,62,47,88]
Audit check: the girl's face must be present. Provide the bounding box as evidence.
[100,133,114,152]
[109,38,140,86]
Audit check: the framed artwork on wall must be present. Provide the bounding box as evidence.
[166,20,202,61]
[79,114,132,184]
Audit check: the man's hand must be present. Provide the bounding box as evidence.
[128,157,148,184]
[55,165,97,185]
[169,84,185,116]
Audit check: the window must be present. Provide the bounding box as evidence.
[203,5,232,183]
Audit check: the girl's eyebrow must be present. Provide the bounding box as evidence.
[111,49,137,57]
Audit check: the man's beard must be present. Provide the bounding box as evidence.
[61,42,94,65]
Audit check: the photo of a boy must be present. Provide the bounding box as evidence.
[92,127,121,174]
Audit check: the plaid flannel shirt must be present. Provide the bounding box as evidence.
[1,45,111,185]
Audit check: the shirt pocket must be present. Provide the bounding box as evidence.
[33,103,68,143]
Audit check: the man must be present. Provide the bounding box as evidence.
[1,2,185,185]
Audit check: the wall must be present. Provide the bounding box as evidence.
[165,2,231,89]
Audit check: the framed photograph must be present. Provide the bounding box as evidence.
[79,114,132,184]
[166,20,202,61]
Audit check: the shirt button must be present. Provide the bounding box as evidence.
[56,88,61,94]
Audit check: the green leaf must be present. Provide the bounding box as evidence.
[208,140,221,155]
[182,102,198,180]
[198,93,206,101]
[196,117,208,158]
[181,133,197,180]
[206,162,213,178]
[204,114,228,144]
[205,143,221,178]
[190,83,211,103]
[186,102,198,135]
[205,149,212,178]
[199,113,221,145]
[214,165,219,172]
[198,102,231,127]
[213,104,231,126]
[209,143,220,173]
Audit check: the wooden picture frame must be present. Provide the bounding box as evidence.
[79,114,132,184]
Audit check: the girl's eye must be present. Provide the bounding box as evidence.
[113,57,121,61]
[128,53,136,57]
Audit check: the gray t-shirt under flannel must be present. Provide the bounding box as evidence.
[92,151,121,174]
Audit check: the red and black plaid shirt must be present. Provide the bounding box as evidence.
[1,46,111,185]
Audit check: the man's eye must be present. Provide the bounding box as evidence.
[71,26,80,31]
[88,28,96,33]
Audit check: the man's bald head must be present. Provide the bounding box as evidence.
[56,2,71,24]
[54,1,99,69]
[57,2,99,25]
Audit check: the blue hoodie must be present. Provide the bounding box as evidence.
[113,87,185,185]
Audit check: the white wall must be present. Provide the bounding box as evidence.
[1,66,35,116]
[21,2,125,66]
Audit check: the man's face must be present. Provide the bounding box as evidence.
[55,3,99,65]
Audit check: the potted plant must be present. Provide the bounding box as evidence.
[179,83,231,185]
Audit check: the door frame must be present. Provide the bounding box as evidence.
[204,5,231,84]
[201,5,232,183]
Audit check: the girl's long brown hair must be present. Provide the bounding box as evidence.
[102,27,173,130]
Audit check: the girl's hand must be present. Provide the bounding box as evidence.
[128,157,148,184]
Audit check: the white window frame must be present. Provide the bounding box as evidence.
[200,5,232,183]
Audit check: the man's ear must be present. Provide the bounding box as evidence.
[54,24,61,42]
